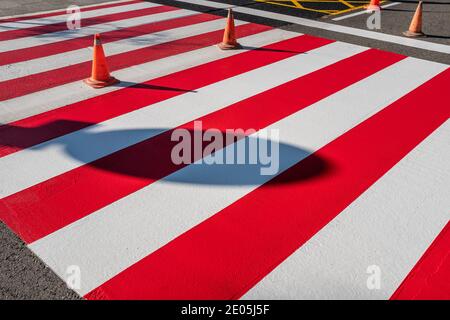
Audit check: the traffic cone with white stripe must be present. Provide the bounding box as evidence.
[84,33,118,88]
[366,0,381,11]
[403,1,425,37]
[218,9,241,50]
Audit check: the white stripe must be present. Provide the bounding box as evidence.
[243,120,450,300]
[0,0,133,20]
[175,0,450,54]
[29,58,447,296]
[0,6,179,53]
[0,1,158,32]
[0,13,235,82]
[332,2,401,21]
[0,41,364,198]
[0,28,292,123]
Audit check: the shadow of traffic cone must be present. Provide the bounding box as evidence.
[366,0,380,11]
[218,8,241,50]
[403,1,425,37]
[84,33,119,88]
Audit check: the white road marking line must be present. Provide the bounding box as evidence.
[0,1,158,32]
[0,6,180,53]
[243,120,450,300]
[332,2,401,21]
[0,0,133,21]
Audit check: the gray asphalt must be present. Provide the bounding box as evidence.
[153,0,450,63]
[324,0,450,63]
[0,0,449,300]
[0,222,81,299]
[329,0,450,47]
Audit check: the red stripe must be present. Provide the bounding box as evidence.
[0,5,176,41]
[0,12,215,67]
[0,23,269,102]
[0,1,142,23]
[84,68,450,300]
[0,22,267,158]
[0,46,404,245]
[391,222,450,300]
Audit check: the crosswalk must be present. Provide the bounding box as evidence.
[0,0,448,299]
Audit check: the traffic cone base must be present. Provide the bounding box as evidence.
[218,41,241,50]
[83,76,119,89]
[366,4,380,11]
[403,30,425,37]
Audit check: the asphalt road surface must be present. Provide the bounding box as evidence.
[152,0,450,63]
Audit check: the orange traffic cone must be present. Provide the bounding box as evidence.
[403,1,425,37]
[218,9,241,50]
[84,34,118,88]
[366,0,380,11]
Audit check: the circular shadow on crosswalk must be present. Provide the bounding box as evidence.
[61,127,332,186]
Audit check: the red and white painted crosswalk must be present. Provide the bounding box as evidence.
[0,0,448,300]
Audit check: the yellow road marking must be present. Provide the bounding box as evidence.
[290,0,303,8]
[255,0,343,14]
[338,0,355,8]
[255,0,386,15]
